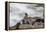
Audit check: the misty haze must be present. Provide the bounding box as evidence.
[9,3,44,30]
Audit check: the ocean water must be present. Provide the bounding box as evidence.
[10,3,44,27]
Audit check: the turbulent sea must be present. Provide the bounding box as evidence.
[10,3,44,27]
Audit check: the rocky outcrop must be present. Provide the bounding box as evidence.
[9,16,44,30]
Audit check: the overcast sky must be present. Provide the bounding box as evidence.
[10,3,44,27]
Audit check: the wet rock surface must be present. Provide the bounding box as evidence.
[9,17,44,30]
